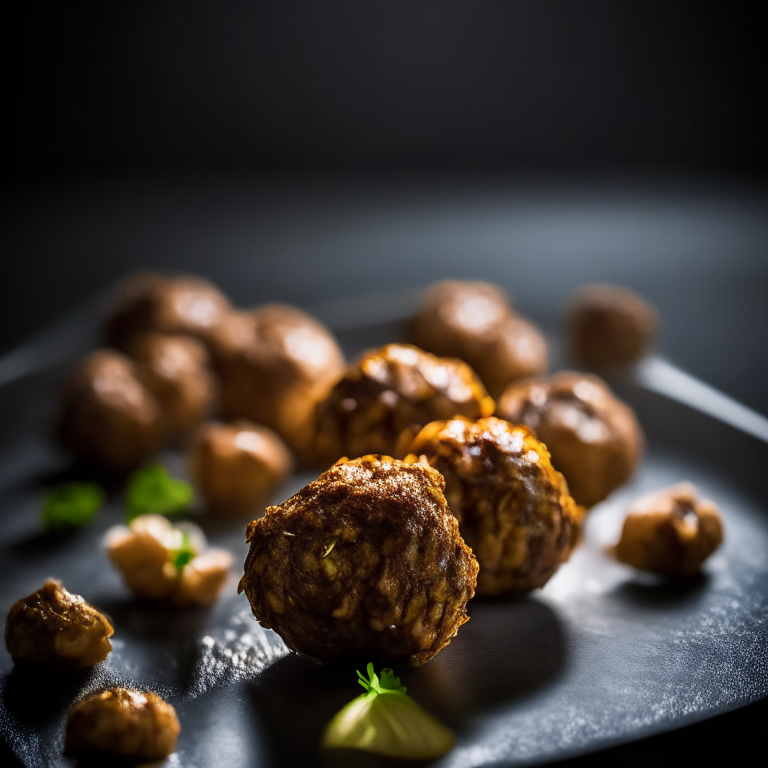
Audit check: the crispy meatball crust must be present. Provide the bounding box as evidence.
[189,420,293,513]
[405,417,584,595]
[239,455,478,667]
[313,344,495,466]
[612,483,724,575]
[4,579,113,668]
[208,304,345,460]
[58,350,167,469]
[411,280,548,397]
[64,687,180,760]
[497,371,643,508]
[564,283,658,369]
[104,272,231,350]
[126,332,217,436]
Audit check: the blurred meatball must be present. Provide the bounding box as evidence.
[313,343,495,466]
[58,350,167,470]
[208,304,345,460]
[104,272,230,350]
[65,687,180,760]
[405,417,583,595]
[239,454,478,667]
[5,579,113,668]
[497,372,643,508]
[126,332,217,436]
[411,280,548,397]
[105,515,233,607]
[189,420,292,513]
[564,283,658,369]
[612,483,724,574]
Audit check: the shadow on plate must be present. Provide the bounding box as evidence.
[609,571,710,609]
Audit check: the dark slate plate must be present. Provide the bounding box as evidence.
[0,308,767,768]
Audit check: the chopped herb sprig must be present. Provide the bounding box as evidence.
[42,482,105,529]
[125,464,193,522]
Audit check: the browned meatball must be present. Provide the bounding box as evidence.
[58,350,167,469]
[239,455,478,667]
[564,283,658,369]
[104,272,231,350]
[313,343,495,466]
[5,579,113,668]
[126,332,217,436]
[405,417,583,595]
[189,420,293,513]
[208,304,345,460]
[612,483,724,574]
[411,280,548,397]
[65,687,180,760]
[105,515,233,607]
[497,372,643,508]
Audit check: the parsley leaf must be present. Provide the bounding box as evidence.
[322,663,454,759]
[42,482,105,529]
[170,530,196,573]
[125,464,193,522]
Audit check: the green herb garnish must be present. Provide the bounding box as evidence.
[125,464,193,522]
[321,662,455,759]
[170,530,196,573]
[42,482,105,529]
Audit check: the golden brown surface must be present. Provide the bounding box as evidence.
[405,417,583,595]
[58,350,167,469]
[189,420,293,513]
[127,331,217,436]
[4,579,113,668]
[104,272,231,350]
[105,515,233,607]
[497,371,643,508]
[239,455,478,667]
[564,283,658,369]
[612,483,724,574]
[64,687,180,759]
[313,343,495,466]
[411,280,548,397]
[208,304,345,460]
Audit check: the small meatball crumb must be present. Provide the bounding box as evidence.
[313,343,495,466]
[405,417,584,595]
[104,272,231,350]
[189,420,293,513]
[612,483,724,575]
[105,515,233,607]
[65,687,180,760]
[497,371,643,508]
[411,280,548,397]
[239,454,478,667]
[58,350,167,470]
[126,332,218,436]
[564,283,658,369]
[208,304,346,461]
[4,579,113,668]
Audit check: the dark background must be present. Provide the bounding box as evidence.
[2,4,768,766]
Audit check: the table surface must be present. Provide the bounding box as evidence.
[1,176,767,767]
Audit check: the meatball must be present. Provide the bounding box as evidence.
[58,350,167,470]
[105,515,233,607]
[313,343,495,466]
[189,420,293,513]
[404,417,583,595]
[612,483,724,574]
[4,579,113,668]
[126,332,217,436]
[239,455,478,667]
[208,304,345,460]
[411,280,548,397]
[497,371,643,508]
[564,283,658,369]
[104,272,231,350]
[65,687,180,760]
